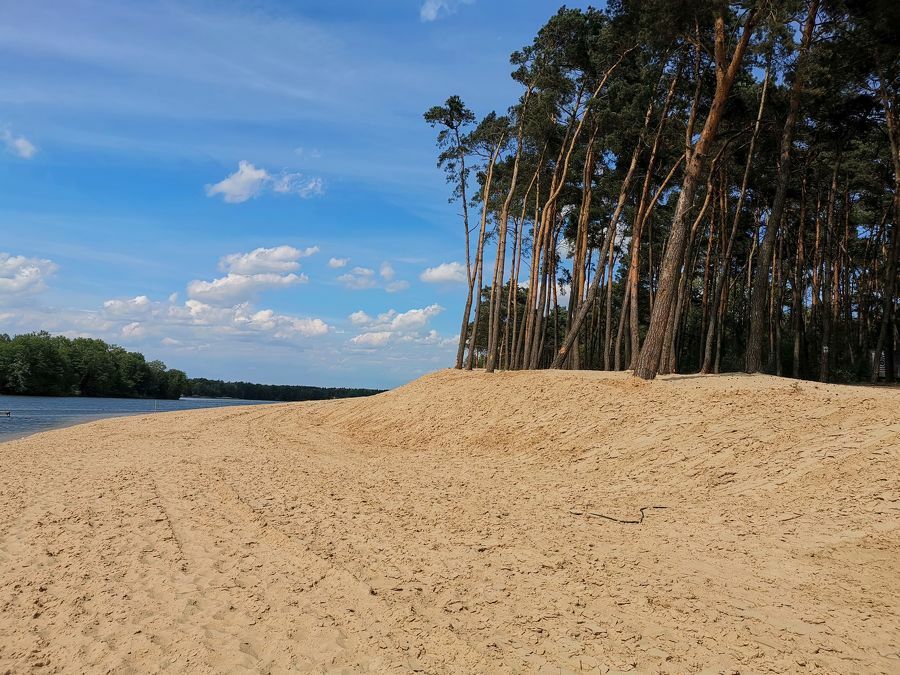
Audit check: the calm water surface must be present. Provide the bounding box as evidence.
[0,395,272,442]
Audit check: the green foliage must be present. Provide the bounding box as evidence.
[0,331,188,399]
[0,332,380,401]
[424,95,476,203]
[183,378,382,402]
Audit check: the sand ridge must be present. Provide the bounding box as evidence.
[0,369,898,673]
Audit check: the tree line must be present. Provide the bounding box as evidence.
[0,332,382,401]
[426,0,898,383]
[183,378,383,401]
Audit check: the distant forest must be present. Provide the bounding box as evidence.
[0,332,383,401]
[183,378,382,402]
[428,1,898,383]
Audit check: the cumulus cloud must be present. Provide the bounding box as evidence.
[420,0,473,22]
[350,331,392,346]
[103,295,153,318]
[232,306,329,338]
[349,310,372,325]
[185,244,317,304]
[388,304,443,331]
[6,245,333,359]
[187,272,307,304]
[2,129,37,159]
[378,262,409,292]
[337,266,377,290]
[328,257,349,269]
[0,252,57,299]
[101,296,331,343]
[219,245,318,275]
[205,160,270,203]
[206,161,324,203]
[121,321,145,338]
[420,261,467,284]
[348,303,444,348]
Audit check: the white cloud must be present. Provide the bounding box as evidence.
[6,245,335,364]
[348,303,444,348]
[187,271,307,304]
[420,261,467,284]
[233,306,329,338]
[103,295,152,318]
[379,262,409,292]
[219,245,317,275]
[2,129,37,159]
[385,280,410,293]
[338,260,407,292]
[329,257,349,268]
[205,160,270,203]
[420,0,473,22]
[206,161,324,203]
[349,310,372,325]
[350,331,392,346]
[109,296,332,343]
[121,321,145,338]
[337,266,377,290]
[389,304,443,331]
[0,252,57,299]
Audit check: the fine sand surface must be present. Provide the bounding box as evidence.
[1,370,898,673]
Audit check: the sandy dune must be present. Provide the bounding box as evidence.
[0,370,898,673]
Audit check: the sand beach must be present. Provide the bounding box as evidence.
[1,369,898,673]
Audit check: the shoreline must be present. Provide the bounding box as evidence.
[0,395,277,444]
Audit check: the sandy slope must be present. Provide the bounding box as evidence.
[0,370,898,674]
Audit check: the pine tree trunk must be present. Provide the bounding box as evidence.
[635,10,757,380]
[746,0,818,373]
[550,115,647,369]
[486,91,532,372]
[701,68,769,372]
[464,140,504,369]
[872,75,900,382]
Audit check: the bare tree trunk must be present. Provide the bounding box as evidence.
[701,67,769,372]
[615,275,632,370]
[603,236,619,370]
[486,89,532,372]
[550,105,649,369]
[820,159,840,382]
[793,172,808,378]
[635,9,757,379]
[872,74,900,382]
[454,129,474,369]
[627,155,684,370]
[746,0,818,373]
[464,139,505,369]
[626,74,680,370]
[774,227,784,375]
[564,126,600,369]
[714,277,730,373]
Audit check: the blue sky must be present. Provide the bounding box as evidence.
[0,0,592,389]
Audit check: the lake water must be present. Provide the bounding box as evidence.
[0,395,273,442]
